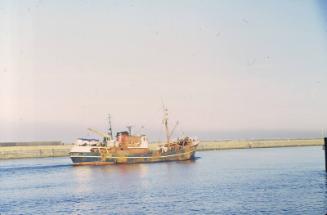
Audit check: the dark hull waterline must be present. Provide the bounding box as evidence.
[70,150,196,165]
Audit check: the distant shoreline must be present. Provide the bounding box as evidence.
[0,138,323,160]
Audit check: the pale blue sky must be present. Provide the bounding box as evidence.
[1,0,327,142]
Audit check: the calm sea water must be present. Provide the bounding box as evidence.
[0,146,326,214]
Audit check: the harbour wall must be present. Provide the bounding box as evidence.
[0,145,71,159]
[0,138,323,160]
[0,141,63,147]
[196,138,323,151]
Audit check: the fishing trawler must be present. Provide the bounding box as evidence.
[69,108,199,165]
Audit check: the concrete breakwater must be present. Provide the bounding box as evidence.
[0,138,323,160]
[196,138,323,151]
[0,145,72,159]
[0,141,63,147]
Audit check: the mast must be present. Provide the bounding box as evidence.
[127,125,133,135]
[163,105,170,144]
[108,114,113,140]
